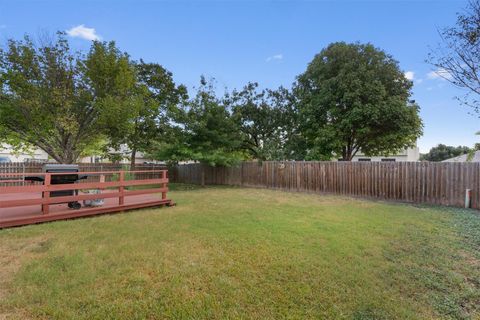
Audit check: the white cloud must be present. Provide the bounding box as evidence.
[404,71,414,81]
[427,68,452,81]
[266,54,283,62]
[66,24,101,41]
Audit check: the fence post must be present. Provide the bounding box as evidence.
[99,174,105,191]
[22,163,25,186]
[162,170,167,200]
[465,188,472,208]
[42,173,51,214]
[119,171,125,205]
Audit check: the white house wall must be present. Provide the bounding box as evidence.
[351,147,420,162]
[0,145,49,162]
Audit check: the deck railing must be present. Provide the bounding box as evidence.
[0,170,172,228]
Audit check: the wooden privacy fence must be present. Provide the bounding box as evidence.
[173,161,480,209]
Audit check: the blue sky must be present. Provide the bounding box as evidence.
[0,0,477,153]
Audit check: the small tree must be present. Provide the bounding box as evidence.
[106,60,187,169]
[295,42,423,161]
[0,32,136,163]
[428,0,480,113]
[149,77,244,166]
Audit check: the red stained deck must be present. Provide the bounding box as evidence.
[0,192,171,228]
[0,170,173,228]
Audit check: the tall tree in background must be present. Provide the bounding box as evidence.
[295,42,423,161]
[421,144,471,161]
[228,83,290,160]
[428,0,480,114]
[227,84,306,160]
[106,60,187,169]
[0,33,136,163]
[149,77,244,166]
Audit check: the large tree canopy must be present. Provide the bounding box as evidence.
[295,42,423,161]
[0,33,135,163]
[228,83,293,161]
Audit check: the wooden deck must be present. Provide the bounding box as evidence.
[0,170,173,228]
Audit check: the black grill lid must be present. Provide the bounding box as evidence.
[42,164,79,173]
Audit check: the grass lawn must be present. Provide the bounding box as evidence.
[1,184,479,319]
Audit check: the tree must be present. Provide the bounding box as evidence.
[0,32,136,163]
[228,83,290,160]
[428,0,480,113]
[106,60,187,169]
[421,144,471,161]
[149,77,244,166]
[294,42,423,161]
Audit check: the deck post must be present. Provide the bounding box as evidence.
[162,171,167,200]
[42,173,51,214]
[99,174,105,190]
[119,171,125,205]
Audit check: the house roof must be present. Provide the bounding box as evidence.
[442,150,480,162]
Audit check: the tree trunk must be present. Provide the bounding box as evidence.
[341,146,354,161]
[130,148,137,171]
[57,149,76,164]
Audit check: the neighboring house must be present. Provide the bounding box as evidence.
[442,150,480,162]
[79,145,160,164]
[0,144,157,164]
[0,144,49,162]
[350,146,420,162]
[80,152,156,164]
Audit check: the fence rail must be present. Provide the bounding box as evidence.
[0,168,172,228]
[0,163,166,186]
[172,161,480,209]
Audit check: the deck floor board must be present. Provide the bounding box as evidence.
[0,191,172,228]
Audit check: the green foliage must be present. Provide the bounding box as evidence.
[421,144,471,162]
[0,34,425,165]
[294,42,423,161]
[227,83,290,160]
[106,60,187,167]
[0,32,136,163]
[149,77,244,166]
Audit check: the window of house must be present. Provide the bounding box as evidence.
[381,158,396,162]
[358,158,371,162]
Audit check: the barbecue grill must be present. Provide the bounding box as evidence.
[25,164,87,210]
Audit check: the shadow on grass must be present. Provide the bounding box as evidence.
[168,183,239,192]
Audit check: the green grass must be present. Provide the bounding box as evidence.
[0,185,479,319]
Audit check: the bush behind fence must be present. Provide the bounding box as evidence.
[172,161,480,209]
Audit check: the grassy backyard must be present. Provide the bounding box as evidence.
[0,185,479,319]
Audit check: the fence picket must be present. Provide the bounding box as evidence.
[172,161,480,209]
